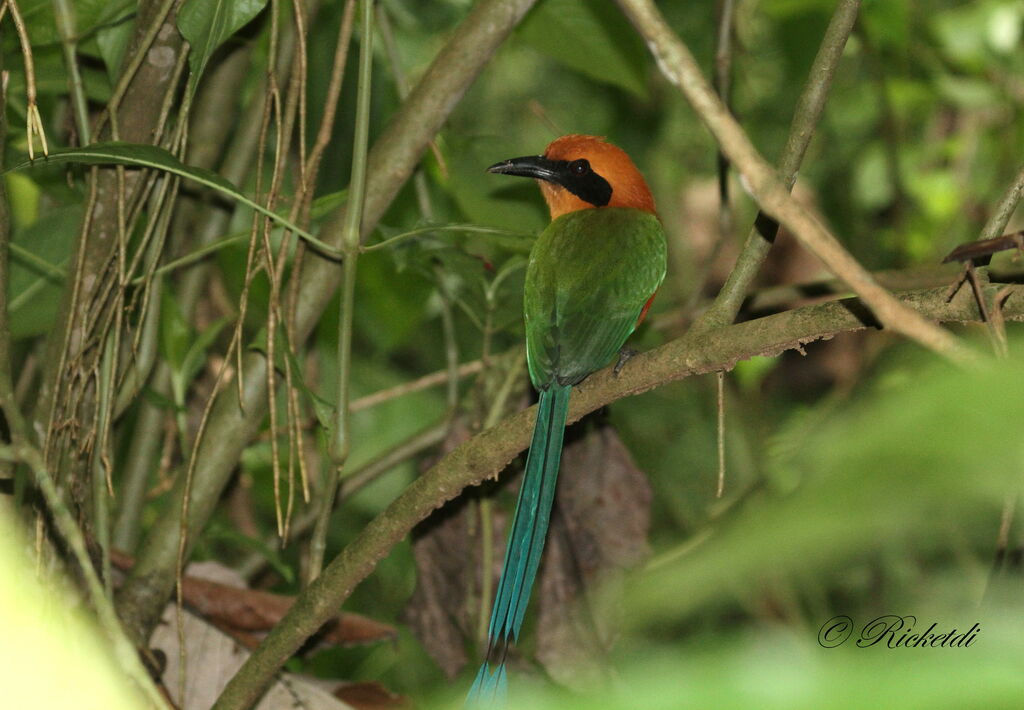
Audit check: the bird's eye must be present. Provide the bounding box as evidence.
[570,159,589,175]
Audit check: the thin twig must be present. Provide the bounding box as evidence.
[329,0,375,467]
[711,0,734,503]
[52,0,92,145]
[361,223,532,252]
[739,262,965,315]
[310,0,376,585]
[352,359,486,412]
[91,332,118,598]
[287,0,357,320]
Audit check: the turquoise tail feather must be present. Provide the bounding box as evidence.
[466,384,571,708]
[466,661,508,708]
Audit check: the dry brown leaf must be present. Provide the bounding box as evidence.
[152,606,357,710]
[111,556,397,649]
[181,574,397,647]
[334,680,411,710]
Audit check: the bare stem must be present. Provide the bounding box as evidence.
[52,0,92,144]
[328,0,375,466]
[310,0,376,585]
[351,359,486,412]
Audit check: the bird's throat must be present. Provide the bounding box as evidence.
[540,181,597,220]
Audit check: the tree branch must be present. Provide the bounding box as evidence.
[615,0,972,364]
[213,276,1022,710]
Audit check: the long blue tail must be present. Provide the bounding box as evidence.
[466,384,571,708]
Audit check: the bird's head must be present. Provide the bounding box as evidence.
[487,134,656,220]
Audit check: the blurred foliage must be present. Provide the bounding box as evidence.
[0,511,147,709]
[3,0,1024,707]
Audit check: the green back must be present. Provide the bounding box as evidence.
[524,207,667,388]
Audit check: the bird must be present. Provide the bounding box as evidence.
[467,135,667,706]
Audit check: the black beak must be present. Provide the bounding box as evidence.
[486,155,562,182]
[487,153,613,207]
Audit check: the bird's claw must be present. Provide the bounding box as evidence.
[614,347,638,376]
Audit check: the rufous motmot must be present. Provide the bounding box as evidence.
[467,135,667,705]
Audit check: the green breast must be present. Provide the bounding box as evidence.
[524,207,667,388]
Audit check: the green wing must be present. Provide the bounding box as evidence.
[524,207,666,388]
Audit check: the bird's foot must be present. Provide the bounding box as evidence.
[614,347,638,376]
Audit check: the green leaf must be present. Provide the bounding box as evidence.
[517,0,648,96]
[16,0,134,48]
[177,0,268,98]
[7,205,79,339]
[159,293,191,374]
[7,143,340,255]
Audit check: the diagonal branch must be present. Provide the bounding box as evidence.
[615,0,973,364]
[212,277,1022,710]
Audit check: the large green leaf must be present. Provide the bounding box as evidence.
[7,143,340,255]
[517,0,648,97]
[177,0,268,98]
